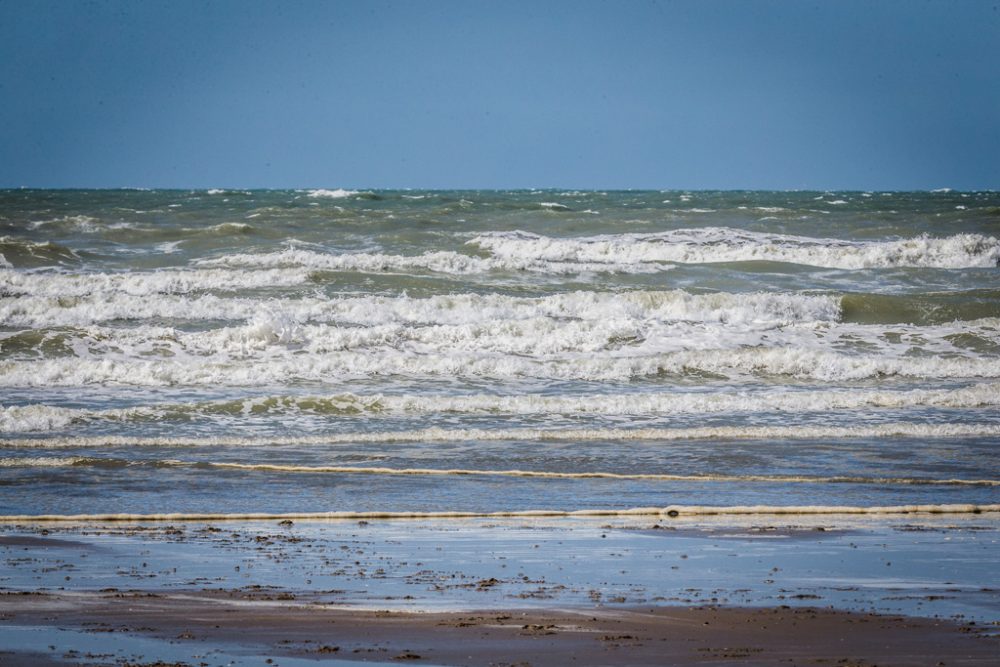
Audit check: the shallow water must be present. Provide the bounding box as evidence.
[2,516,998,622]
[1,189,998,516]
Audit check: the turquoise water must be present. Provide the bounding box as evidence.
[1,189,998,516]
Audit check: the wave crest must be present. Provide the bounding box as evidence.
[469,229,1000,270]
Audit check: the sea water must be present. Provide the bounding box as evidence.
[1,189,998,518]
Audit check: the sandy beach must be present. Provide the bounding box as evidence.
[2,515,998,665]
[3,591,998,666]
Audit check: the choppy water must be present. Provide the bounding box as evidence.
[1,189,998,517]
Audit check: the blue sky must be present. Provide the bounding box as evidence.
[1,0,997,189]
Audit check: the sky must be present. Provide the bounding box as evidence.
[1,0,998,190]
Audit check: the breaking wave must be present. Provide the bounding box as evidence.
[468,229,1000,270]
[0,289,841,327]
[0,267,314,297]
[3,383,999,432]
[2,332,998,385]
[193,247,666,276]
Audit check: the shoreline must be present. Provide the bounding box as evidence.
[2,514,998,664]
[2,502,998,523]
[1,591,998,666]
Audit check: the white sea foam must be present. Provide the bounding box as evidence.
[193,247,662,276]
[307,188,359,199]
[0,290,841,328]
[3,338,999,386]
[232,383,1000,416]
[3,308,998,376]
[5,383,998,432]
[242,309,300,345]
[0,456,83,468]
[3,422,998,449]
[0,267,314,297]
[0,405,81,432]
[469,229,1000,270]
[0,404,155,433]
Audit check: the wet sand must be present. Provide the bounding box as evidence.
[1,590,998,666]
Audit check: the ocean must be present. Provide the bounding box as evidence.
[1,188,999,519]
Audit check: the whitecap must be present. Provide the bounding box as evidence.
[4,383,998,432]
[308,188,359,199]
[468,229,1000,270]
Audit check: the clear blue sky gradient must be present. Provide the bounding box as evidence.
[1,0,998,189]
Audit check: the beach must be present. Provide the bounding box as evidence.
[2,515,999,665]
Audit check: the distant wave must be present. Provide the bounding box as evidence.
[307,188,359,198]
[305,188,381,200]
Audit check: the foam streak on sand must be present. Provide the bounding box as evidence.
[3,422,999,448]
[2,503,997,523]
[175,463,1000,486]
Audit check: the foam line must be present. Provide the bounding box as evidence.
[3,457,996,486]
[191,462,1000,486]
[1,504,997,523]
[3,422,998,448]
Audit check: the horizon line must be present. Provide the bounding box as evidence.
[1,186,992,194]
